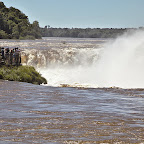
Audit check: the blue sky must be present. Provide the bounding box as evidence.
[1,0,144,28]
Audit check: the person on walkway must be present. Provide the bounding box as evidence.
[15,48,19,66]
[5,48,10,65]
[10,50,13,65]
[1,47,5,60]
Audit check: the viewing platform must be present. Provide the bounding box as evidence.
[0,47,21,66]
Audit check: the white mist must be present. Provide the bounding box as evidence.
[39,30,144,88]
[93,30,144,88]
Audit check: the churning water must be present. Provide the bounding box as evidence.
[0,31,144,143]
[40,30,144,88]
[2,30,144,88]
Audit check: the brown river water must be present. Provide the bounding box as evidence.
[0,37,144,143]
[0,80,144,144]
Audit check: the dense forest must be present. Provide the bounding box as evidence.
[41,27,129,38]
[40,26,144,38]
[0,2,41,39]
[0,2,142,39]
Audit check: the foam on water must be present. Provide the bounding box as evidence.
[38,30,144,88]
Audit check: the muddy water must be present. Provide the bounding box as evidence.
[0,80,144,144]
[0,37,144,143]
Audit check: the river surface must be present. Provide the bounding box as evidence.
[0,37,144,143]
[0,80,144,144]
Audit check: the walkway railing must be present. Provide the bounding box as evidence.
[0,47,21,66]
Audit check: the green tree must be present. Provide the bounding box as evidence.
[0,30,8,39]
[31,21,42,39]
[0,2,41,39]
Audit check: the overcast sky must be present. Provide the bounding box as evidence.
[1,0,144,28]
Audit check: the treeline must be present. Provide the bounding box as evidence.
[41,27,129,38]
[0,2,41,39]
[0,2,143,40]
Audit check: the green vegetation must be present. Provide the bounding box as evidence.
[0,2,143,40]
[41,26,144,39]
[0,2,41,39]
[0,65,47,85]
[41,27,128,38]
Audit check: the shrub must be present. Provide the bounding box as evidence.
[0,30,8,39]
[0,65,47,85]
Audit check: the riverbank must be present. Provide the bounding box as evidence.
[0,65,47,85]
